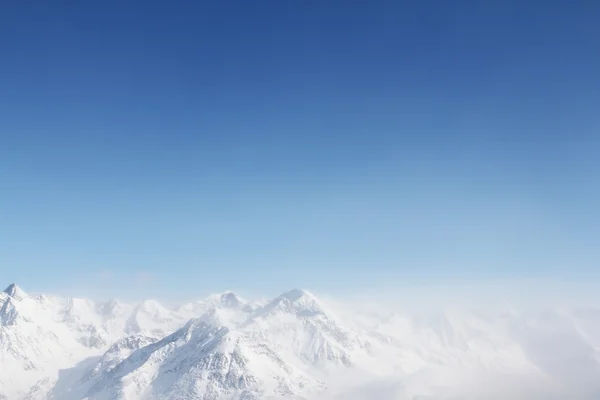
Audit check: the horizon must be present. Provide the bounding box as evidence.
[4,278,600,312]
[2,1,600,300]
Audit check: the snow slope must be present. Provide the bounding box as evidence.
[82,319,324,400]
[0,285,99,399]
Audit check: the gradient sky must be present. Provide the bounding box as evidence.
[1,1,599,301]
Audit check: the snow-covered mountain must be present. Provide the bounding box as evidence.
[0,284,195,400]
[2,283,600,400]
[1,285,100,400]
[81,319,325,400]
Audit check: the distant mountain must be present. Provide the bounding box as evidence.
[2,283,600,399]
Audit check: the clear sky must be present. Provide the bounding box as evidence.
[1,1,599,301]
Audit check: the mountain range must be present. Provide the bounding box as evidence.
[2,283,600,399]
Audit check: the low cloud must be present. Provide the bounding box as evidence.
[319,372,600,400]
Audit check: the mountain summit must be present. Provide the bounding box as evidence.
[3,283,27,301]
[255,288,326,319]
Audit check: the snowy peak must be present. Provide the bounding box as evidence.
[241,289,370,369]
[259,288,326,318]
[203,291,246,309]
[3,283,27,301]
[0,284,31,325]
[1,284,28,325]
[280,288,311,302]
[219,291,243,308]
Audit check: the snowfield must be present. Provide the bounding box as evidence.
[1,283,600,400]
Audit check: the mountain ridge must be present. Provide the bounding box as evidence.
[2,283,600,399]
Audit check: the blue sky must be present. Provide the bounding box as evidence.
[1,1,599,300]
